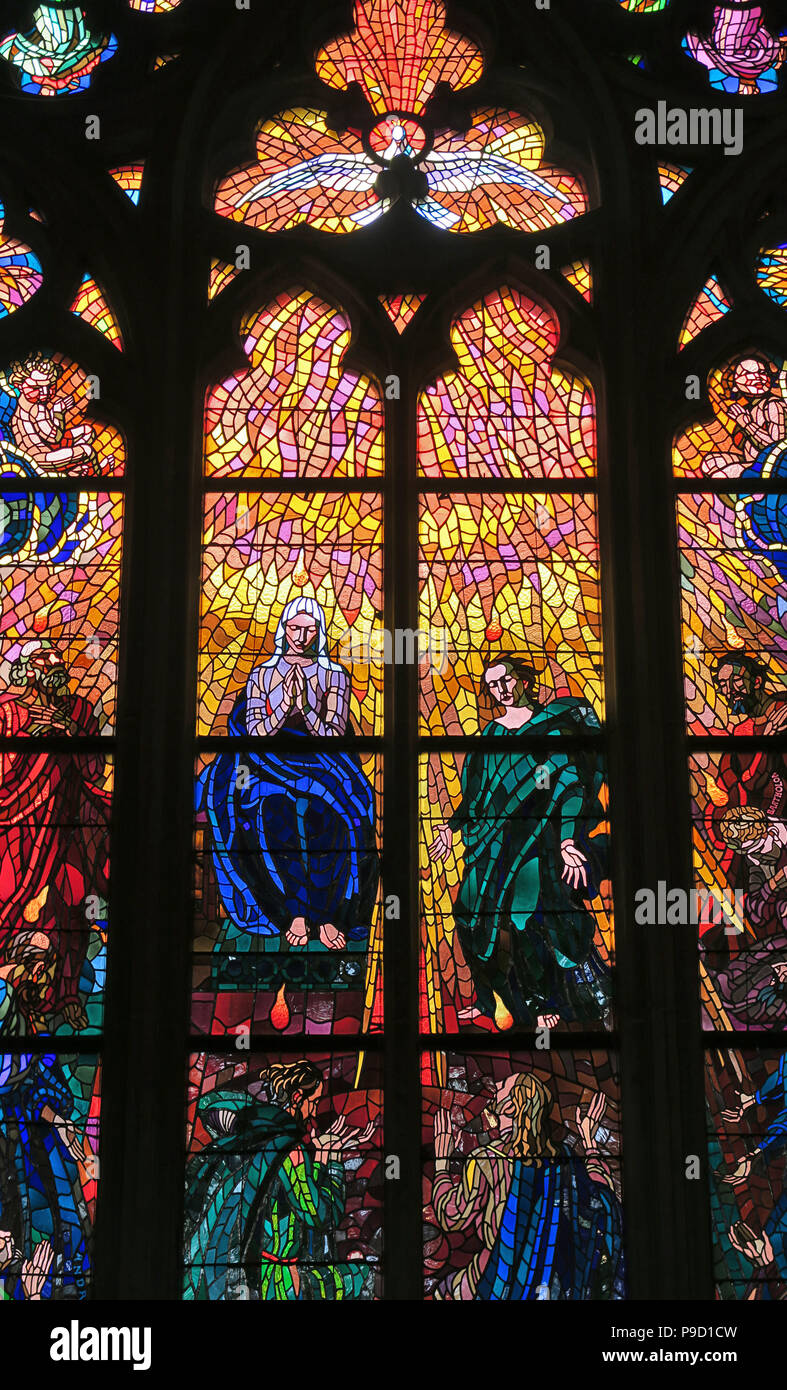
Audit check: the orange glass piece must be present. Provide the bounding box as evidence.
[203,288,384,477]
[208,259,241,301]
[314,0,483,116]
[378,292,425,332]
[215,110,379,234]
[70,275,123,350]
[678,274,731,350]
[418,286,596,478]
[108,164,144,205]
[560,259,593,304]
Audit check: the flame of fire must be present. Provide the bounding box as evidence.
[292,547,309,587]
[723,621,746,650]
[23,884,49,923]
[493,990,513,1031]
[270,982,290,1031]
[703,771,728,807]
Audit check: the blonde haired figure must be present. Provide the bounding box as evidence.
[430,1071,623,1300]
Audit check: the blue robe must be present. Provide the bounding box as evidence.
[713,1056,787,1298]
[0,994,90,1299]
[196,694,377,939]
[475,1154,624,1300]
[738,440,787,582]
[754,1056,787,1294]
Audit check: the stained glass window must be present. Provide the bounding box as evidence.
[185,1051,382,1299]
[0,174,125,1301]
[708,1049,787,1299]
[422,1050,624,1298]
[0,7,117,95]
[674,194,787,1295]
[182,0,624,1302]
[0,1053,100,1299]
[213,0,586,238]
[417,289,610,1048]
[5,0,787,1326]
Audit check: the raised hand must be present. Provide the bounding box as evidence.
[576,1091,607,1150]
[55,1116,85,1162]
[20,1239,54,1300]
[721,1092,756,1124]
[428,825,453,864]
[313,1113,373,1161]
[728,1222,774,1269]
[722,1154,752,1186]
[762,703,787,736]
[434,1108,454,1161]
[561,839,588,890]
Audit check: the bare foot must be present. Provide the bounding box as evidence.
[537,1013,560,1029]
[318,922,346,950]
[457,1005,485,1023]
[286,916,308,947]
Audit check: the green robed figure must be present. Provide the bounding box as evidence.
[430,658,610,1029]
[184,1060,373,1300]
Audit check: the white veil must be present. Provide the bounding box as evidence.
[260,595,341,672]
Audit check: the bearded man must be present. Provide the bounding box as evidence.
[0,640,110,1029]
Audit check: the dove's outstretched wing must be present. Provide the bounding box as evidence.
[239,151,378,210]
[215,109,381,232]
[419,149,583,233]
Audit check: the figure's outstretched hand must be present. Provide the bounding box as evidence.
[561,839,588,890]
[313,1113,373,1161]
[728,1222,774,1268]
[434,1108,454,1161]
[313,1114,347,1162]
[55,1117,85,1162]
[762,703,787,736]
[721,1092,756,1124]
[576,1091,606,1149]
[20,1239,54,1300]
[26,703,67,728]
[428,825,453,864]
[722,1155,753,1186]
